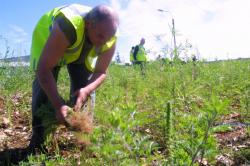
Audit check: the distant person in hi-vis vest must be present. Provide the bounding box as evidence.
[29,4,119,151]
[133,38,148,75]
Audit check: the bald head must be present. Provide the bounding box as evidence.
[85,5,119,47]
[85,5,119,30]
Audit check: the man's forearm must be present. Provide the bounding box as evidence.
[84,72,106,95]
[37,70,64,110]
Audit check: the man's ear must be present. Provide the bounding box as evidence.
[86,20,95,28]
[85,20,90,29]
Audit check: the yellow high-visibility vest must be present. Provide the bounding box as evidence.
[136,45,147,62]
[30,4,116,72]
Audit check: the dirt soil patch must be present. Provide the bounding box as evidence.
[214,113,250,165]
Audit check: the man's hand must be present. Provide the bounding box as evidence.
[74,88,90,111]
[56,105,70,124]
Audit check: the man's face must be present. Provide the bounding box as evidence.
[86,20,116,47]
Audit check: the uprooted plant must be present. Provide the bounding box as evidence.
[36,101,95,146]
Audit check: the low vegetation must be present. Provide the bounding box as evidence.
[0,59,249,165]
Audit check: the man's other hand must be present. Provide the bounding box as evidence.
[56,105,70,124]
[74,88,90,111]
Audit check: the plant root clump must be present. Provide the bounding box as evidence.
[65,109,94,134]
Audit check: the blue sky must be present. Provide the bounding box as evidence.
[0,1,106,33]
[1,0,250,62]
[0,0,108,59]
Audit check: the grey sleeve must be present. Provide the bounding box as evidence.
[54,14,77,46]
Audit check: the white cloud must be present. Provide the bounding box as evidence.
[4,25,31,57]
[7,24,29,43]
[110,0,250,62]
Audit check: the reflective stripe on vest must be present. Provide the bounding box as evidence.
[55,4,88,66]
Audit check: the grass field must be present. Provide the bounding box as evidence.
[0,59,249,165]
